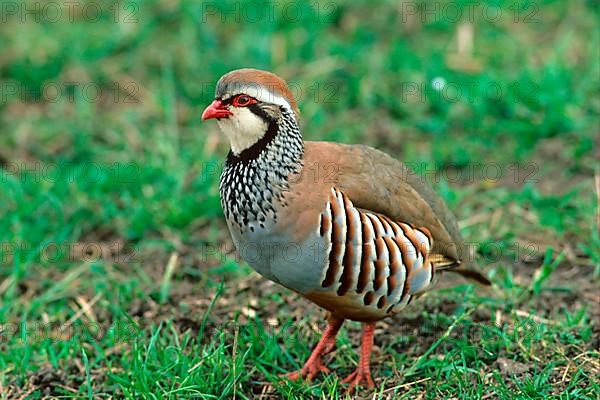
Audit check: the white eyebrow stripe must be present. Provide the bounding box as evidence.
[227,84,293,112]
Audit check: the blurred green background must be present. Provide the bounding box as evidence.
[0,0,598,398]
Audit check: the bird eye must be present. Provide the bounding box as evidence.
[233,94,253,107]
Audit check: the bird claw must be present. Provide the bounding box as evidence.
[282,359,330,383]
[342,368,375,393]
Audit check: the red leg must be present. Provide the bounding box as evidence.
[284,316,344,382]
[342,322,376,392]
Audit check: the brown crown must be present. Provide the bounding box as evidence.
[216,68,300,120]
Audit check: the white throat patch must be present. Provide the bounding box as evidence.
[217,106,268,155]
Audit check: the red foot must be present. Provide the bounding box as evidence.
[281,317,344,383]
[284,357,330,382]
[342,321,377,393]
[342,367,375,393]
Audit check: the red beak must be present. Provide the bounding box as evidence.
[202,99,232,120]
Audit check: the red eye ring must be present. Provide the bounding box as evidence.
[232,94,255,107]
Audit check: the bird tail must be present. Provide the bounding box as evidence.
[430,254,491,286]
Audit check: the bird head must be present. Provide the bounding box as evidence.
[202,68,300,155]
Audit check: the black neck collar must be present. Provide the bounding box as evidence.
[226,119,279,166]
[225,105,301,166]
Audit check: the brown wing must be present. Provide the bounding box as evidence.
[303,141,464,262]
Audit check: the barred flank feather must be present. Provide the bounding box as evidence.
[318,187,437,316]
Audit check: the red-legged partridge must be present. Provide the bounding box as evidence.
[202,69,490,392]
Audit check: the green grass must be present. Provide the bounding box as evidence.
[1,0,599,398]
